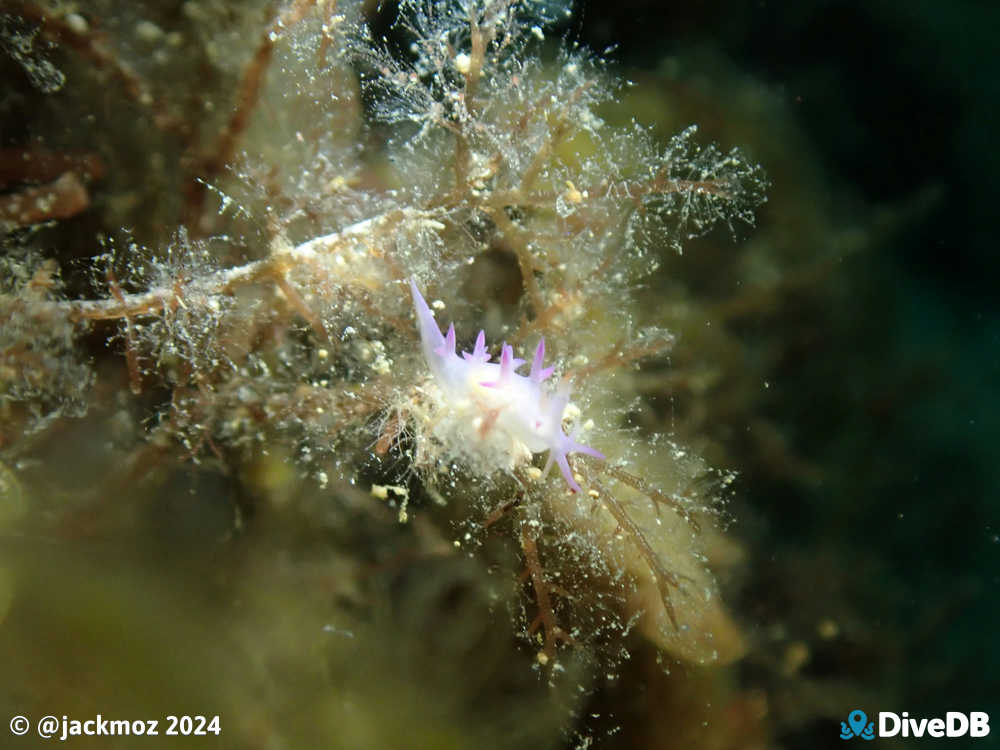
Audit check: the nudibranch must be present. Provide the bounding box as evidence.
[409,280,603,492]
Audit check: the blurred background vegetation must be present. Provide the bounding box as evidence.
[576,0,1000,746]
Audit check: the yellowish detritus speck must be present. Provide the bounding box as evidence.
[817,618,839,640]
[371,483,410,523]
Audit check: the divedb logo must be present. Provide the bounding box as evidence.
[840,710,990,740]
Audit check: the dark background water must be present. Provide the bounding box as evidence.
[578,0,999,744]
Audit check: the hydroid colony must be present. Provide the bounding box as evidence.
[1,0,766,676]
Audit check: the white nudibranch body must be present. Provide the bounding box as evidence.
[410,280,603,492]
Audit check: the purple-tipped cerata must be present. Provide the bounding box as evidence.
[409,279,603,492]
